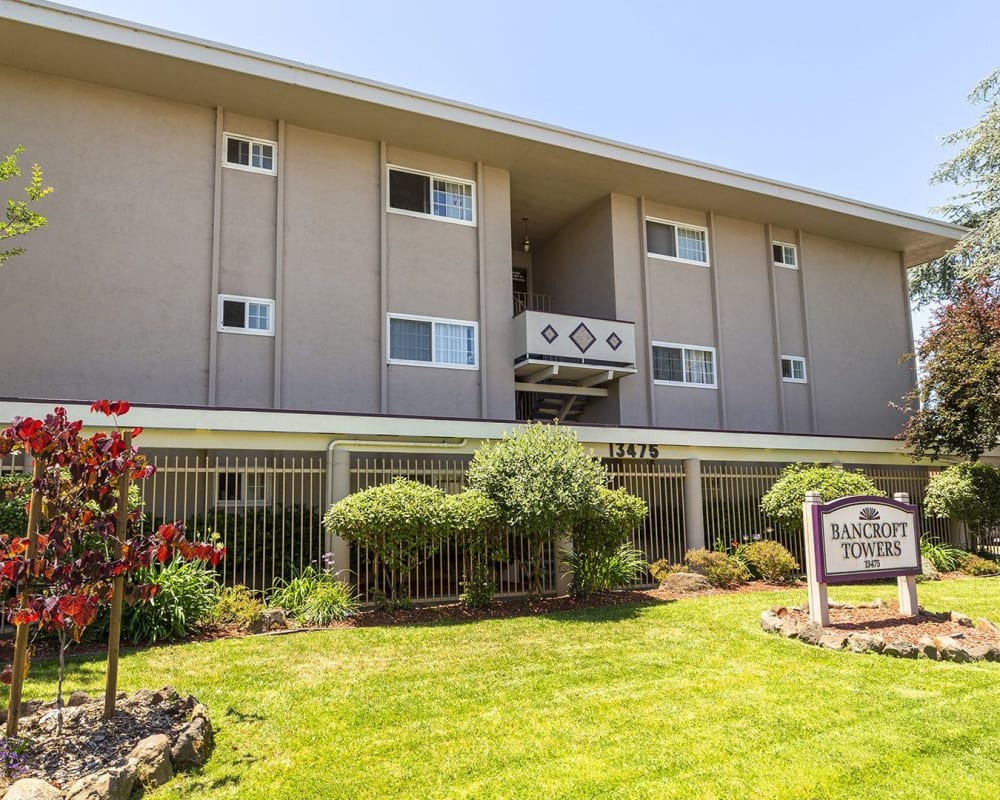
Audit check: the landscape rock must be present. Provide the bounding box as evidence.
[917,635,940,660]
[170,715,214,770]
[920,556,941,581]
[66,692,90,708]
[250,607,288,633]
[950,612,974,628]
[858,598,886,609]
[976,617,1000,635]
[760,610,783,634]
[127,733,173,788]
[779,619,799,638]
[798,622,825,646]
[846,633,885,654]
[659,572,713,593]
[37,706,87,733]
[934,636,973,663]
[3,778,64,799]
[64,764,136,800]
[819,632,849,650]
[964,643,1000,662]
[883,641,919,659]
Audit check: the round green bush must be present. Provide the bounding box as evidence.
[684,549,749,587]
[924,462,1000,549]
[760,464,884,533]
[740,540,799,583]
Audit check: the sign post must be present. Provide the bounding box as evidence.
[803,492,921,626]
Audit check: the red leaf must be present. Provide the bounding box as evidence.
[12,609,39,626]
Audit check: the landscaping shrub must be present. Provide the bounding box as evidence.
[0,473,30,536]
[648,559,686,584]
[123,557,220,644]
[740,540,799,583]
[448,489,504,608]
[760,464,884,533]
[268,562,357,623]
[467,422,606,595]
[924,462,1000,551]
[566,486,647,598]
[211,585,265,631]
[920,538,968,573]
[684,548,749,587]
[324,478,450,606]
[959,553,999,576]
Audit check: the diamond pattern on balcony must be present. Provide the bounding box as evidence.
[606,332,623,351]
[541,324,559,344]
[569,322,597,354]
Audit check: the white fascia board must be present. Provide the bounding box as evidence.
[0,399,976,464]
[3,1,965,242]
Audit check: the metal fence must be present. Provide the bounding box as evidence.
[701,461,795,557]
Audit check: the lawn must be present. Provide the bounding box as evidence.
[23,578,1000,800]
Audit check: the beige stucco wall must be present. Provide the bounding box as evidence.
[0,66,215,405]
[803,234,912,437]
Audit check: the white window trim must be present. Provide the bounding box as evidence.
[385,165,477,227]
[651,341,718,389]
[781,355,808,383]
[214,470,270,508]
[646,216,711,267]
[773,241,798,269]
[387,312,480,370]
[222,132,278,176]
[218,294,275,337]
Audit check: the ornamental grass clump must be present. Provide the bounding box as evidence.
[919,538,968,573]
[268,558,358,624]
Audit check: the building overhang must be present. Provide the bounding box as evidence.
[0,0,964,266]
[2,397,989,467]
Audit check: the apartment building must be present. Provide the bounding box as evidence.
[0,2,974,597]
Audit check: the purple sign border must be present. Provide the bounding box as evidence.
[811,495,922,584]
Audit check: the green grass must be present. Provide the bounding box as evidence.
[19,578,1000,800]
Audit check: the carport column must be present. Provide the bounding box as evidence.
[327,448,353,576]
[683,458,704,553]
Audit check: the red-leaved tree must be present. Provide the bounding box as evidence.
[0,402,224,735]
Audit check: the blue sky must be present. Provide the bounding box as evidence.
[60,1,1000,330]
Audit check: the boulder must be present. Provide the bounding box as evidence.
[964,643,1000,662]
[949,612,974,628]
[760,610,783,634]
[846,633,885,654]
[798,622,825,646]
[64,765,136,800]
[819,632,849,650]
[37,706,87,733]
[128,733,173,788]
[920,556,940,581]
[66,691,90,708]
[934,636,973,663]
[976,617,1000,635]
[659,572,712,593]
[249,608,288,633]
[171,715,214,770]
[3,779,64,799]
[779,619,800,638]
[883,641,919,659]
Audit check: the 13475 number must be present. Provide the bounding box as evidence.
[609,443,660,459]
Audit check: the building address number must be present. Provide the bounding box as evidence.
[609,443,660,459]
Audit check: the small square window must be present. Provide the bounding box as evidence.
[218,295,275,336]
[223,133,277,175]
[781,356,807,383]
[773,242,798,268]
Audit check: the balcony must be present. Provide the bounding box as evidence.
[513,310,636,390]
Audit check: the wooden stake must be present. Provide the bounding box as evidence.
[104,431,131,720]
[6,458,45,738]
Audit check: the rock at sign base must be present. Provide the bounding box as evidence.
[819,632,849,650]
[760,610,782,633]
[798,622,825,646]
[846,633,885,654]
[933,636,973,663]
[917,635,940,660]
[128,733,173,788]
[883,641,918,659]
[3,778,64,799]
[949,611,974,628]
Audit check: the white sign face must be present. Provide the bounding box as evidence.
[815,498,921,583]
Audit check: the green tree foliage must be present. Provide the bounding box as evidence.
[910,70,1000,307]
[566,487,647,598]
[760,464,884,534]
[323,477,450,605]
[0,147,52,267]
[447,489,504,607]
[466,423,607,594]
[899,281,1000,461]
[923,461,1000,551]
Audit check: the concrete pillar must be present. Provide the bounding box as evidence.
[683,458,704,553]
[894,492,918,616]
[803,491,829,626]
[326,447,352,575]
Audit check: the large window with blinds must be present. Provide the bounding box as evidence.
[388,314,479,369]
[646,218,709,265]
[651,342,717,388]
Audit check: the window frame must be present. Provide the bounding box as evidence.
[773,241,798,269]
[217,294,275,337]
[780,355,808,383]
[651,341,718,389]
[385,165,477,226]
[222,132,278,176]
[215,470,270,508]
[645,217,711,267]
[387,312,480,370]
